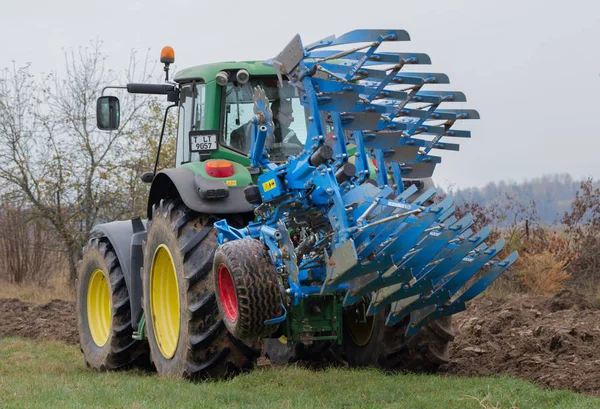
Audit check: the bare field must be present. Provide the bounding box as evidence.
[1,290,599,395]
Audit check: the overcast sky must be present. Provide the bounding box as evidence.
[2,0,598,188]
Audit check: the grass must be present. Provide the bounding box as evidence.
[0,339,599,409]
[0,280,74,304]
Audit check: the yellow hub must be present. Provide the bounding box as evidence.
[150,244,180,359]
[87,269,111,347]
[345,301,375,347]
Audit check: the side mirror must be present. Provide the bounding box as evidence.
[96,96,120,130]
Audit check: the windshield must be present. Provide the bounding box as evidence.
[221,77,308,162]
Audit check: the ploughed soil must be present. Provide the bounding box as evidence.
[1,290,599,395]
[0,298,78,345]
[440,289,600,396]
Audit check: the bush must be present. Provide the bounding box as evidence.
[562,178,600,287]
[0,203,66,286]
[454,192,573,296]
[454,178,600,297]
[516,250,571,294]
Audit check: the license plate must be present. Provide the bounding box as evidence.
[190,131,218,152]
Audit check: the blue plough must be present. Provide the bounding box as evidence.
[215,29,517,339]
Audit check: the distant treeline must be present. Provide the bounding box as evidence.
[447,173,591,225]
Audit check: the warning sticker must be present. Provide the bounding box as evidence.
[262,179,276,192]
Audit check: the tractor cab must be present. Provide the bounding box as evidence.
[173,62,309,167]
[97,56,311,174]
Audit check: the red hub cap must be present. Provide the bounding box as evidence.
[217,264,238,322]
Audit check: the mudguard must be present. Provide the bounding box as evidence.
[91,218,146,328]
[146,167,254,219]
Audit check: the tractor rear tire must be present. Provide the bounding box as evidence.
[213,238,282,340]
[343,300,454,372]
[77,237,147,370]
[142,199,260,379]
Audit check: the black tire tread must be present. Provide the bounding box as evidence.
[214,238,282,339]
[77,238,147,370]
[143,199,259,379]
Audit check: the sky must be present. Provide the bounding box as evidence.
[2,0,599,188]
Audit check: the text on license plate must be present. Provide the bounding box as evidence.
[190,134,218,151]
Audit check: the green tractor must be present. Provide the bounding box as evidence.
[80,51,288,377]
[78,31,513,379]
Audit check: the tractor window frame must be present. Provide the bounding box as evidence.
[176,81,207,165]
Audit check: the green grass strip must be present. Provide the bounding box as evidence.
[0,338,598,409]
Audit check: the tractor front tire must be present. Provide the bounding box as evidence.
[343,300,454,372]
[213,238,282,340]
[142,199,259,379]
[77,237,147,370]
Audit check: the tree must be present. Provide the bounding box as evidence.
[110,100,178,219]
[0,42,163,285]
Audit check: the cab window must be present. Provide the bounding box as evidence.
[222,77,308,162]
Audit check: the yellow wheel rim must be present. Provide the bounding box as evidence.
[87,269,111,347]
[344,300,375,347]
[150,244,180,359]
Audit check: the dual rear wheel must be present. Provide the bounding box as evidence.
[78,200,261,378]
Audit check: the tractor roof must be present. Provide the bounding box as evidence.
[173,61,276,83]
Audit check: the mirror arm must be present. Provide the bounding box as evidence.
[101,85,127,96]
[153,103,178,177]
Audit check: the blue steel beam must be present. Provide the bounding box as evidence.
[365,214,474,315]
[323,188,440,289]
[402,251,519,335]
[305,29,411,51]
[307,50,432,65]
[317,63,450,85]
